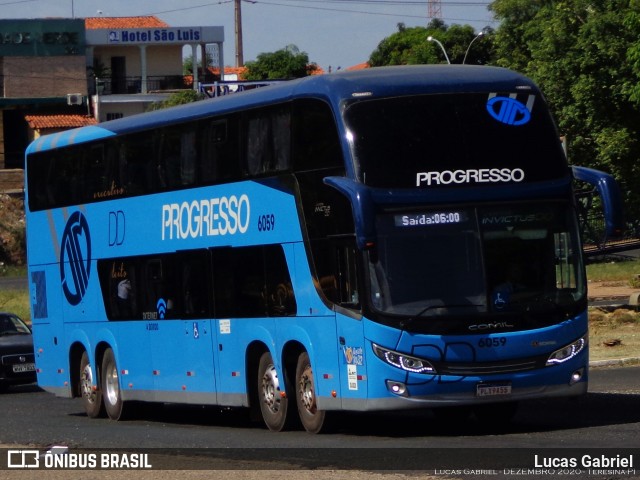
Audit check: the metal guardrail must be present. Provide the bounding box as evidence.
[576,188,640,256]
[198,80,282,98]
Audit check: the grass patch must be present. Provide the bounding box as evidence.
[0,264,27,277]
[0,289,30,323]
[589,307,640,361]
[586,258,640,285]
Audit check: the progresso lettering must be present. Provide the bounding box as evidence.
[162,194,250,240]
[416,168,525,187]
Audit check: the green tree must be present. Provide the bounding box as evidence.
[490,0,640,219]
[148,90,205,111]
[183,51,214,75]
[369,20,495,66]
[244,45,318,80]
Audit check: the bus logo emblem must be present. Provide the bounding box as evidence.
[60,211,92,306]
[486,96,532,126]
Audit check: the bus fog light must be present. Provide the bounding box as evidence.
[569,368,584,385]
[386,380,408,397]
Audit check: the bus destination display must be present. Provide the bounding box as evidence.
[394,211,468,227]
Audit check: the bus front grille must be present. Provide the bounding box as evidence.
[437,358,543,376]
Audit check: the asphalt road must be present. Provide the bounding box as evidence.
[1,367,639,451]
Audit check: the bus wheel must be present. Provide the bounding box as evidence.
[295,351,326,434]
[258,352,290,431]
[101,348,125,420]
[79,351,104,418]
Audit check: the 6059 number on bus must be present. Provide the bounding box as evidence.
[258,214,276,232]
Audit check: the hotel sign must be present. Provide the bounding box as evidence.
[0,19,85,56]
[86,26,224,46]
[109,28,202,44]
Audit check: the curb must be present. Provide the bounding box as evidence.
[589,357,640,368]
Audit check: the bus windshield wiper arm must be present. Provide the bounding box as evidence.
[400,303,483,329]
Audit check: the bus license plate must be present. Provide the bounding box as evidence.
[12,363,35,373]
[476,382,511,397]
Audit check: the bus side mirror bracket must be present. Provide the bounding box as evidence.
[323,176,376,250]
[572,166,625,237]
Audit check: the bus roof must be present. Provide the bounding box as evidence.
[27,65,540,154]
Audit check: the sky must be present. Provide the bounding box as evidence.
[0,0,496,71]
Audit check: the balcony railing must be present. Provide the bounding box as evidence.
[95,75,190,95]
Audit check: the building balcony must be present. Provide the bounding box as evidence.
[95,75,190,95]
[94,73,222,95]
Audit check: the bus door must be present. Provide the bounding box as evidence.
[313,239,367,404]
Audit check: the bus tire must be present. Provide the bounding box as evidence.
[257,352,291,431]
[79,351,104,418]
[101,348,125,420]
[295,351,326,434]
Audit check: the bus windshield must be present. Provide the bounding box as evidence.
[344,93,568,189]
[369,203,585,319]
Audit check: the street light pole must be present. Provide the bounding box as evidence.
[427,36,450,64]
[463,30,485,65]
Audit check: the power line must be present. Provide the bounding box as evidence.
[0,0,38,6]
[246,0,493,23]
[149,0,232,16]
[146,0,491,18]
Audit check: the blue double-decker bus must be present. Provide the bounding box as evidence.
[25,65,622,433]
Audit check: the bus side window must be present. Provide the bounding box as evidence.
[98,259,138,320]
[200,120,225,183]
[264,245,297,316]
[213,247,265,317]
[84,143,114,201]
[156,130,182,190]
[180,130,197,186]
[200,116,241,183]
[244,106,291,176]
[292,99,342,172]
[312,240,360,310]
[180,251,210,317]
[119,133,154,195]
[155,125,198,190]
[246,113,273,176]
[212,245,296,318]
[52,150,81,206]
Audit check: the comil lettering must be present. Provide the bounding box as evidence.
[162,194,250,240]
[416,168,525,187]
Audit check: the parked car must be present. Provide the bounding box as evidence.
[0,313,36,391]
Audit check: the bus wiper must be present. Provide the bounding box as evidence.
[400,303,483,329]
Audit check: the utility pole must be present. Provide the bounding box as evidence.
[235,0,244,67]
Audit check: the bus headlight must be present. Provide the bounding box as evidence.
[546,334,587,366]
[372,343,436,374]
